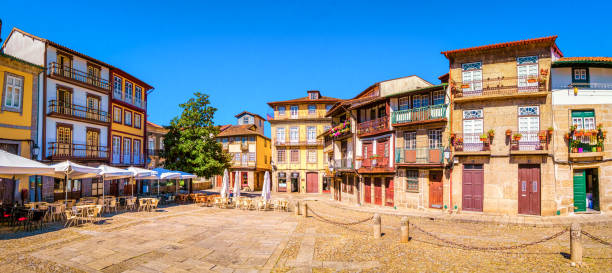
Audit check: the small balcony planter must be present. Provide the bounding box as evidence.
[578,148,583,153]
[575,130,584,137]
[513,133,522,141]
[547,127,554,135]
[487,129,495,138]
[480,134,488,142]
[505,129,512,136]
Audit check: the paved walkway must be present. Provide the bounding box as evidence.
[212,190,612,227]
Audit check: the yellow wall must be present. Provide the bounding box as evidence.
[256,136,271,170]
[0,57,39,158]
[272,103,330,120]
[111,131,144,155]
[110,103,145,137]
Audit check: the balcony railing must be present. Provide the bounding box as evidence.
[568,129,605,154]
[332,158,353,170]
[360,156,390,169]
[271,112,327,120]
[274,139,323,146]
[357,116,389,136]
[509,130,549,151]
[395,147,443,164]
[452,133,491,152]
[115,153,145,165]
[233,160,256,167]
[48,62,111,91]
[48,100,110,123]
[453,76,546,98]
[147,149,164,156]
[392,104,447,125]
[328,122,351,139]
[114,90,146,109]
[47,142,108,160]
[554,82,612,90]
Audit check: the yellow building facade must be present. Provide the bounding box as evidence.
[268,90,340,193]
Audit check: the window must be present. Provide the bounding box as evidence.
[517,56,539,91]
[234,153,240,161]
[148,137,155,150]
[135,86,143,107]
[309,92,318,99]
[404,131,416,150]
[290,106,298,118]
[421,94,429,107]
[308,150,317,163]
[124,111,132,126]
[572,67,589,84]
[307,126,316,143]
[428,129,443,149]
[248,152,255,161]
[113,76,123,99]
[413,95,422,108]
[326,104,333,112]
[159,137,164,149]
[2,73,24,112]
[112,136,121,163]
[125,81,133,103]
[406,170,418,192]
[123,138,131,163]
[249,136,255,142]
[277,150,286,163]
[571,110,595,130]
[134,113,142,129]
[56,124,72,156]
[86,128,100,157]
[87,64,101,86]
[308,105,316,115]
[276,127,286,143]
[462,62,483,93]
[290,150,299,163]
[113,107,122,123]
[433,91,444,105]
[463,109,484,149]
[398,97,410,111]
[290,127,299,143]
[134,139,141,158]
[324,125,331,132]
[0,142,19,154]
[278,106,286,116]
[243,116,250,124]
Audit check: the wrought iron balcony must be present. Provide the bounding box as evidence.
[395,147,443,164]
[567,128,605,159]
[48,100,110,124]
[332,158,353,170]
[509,130,549,152]
[392,104,447,125]
[113,90,146,110]
[274,139,324,146]
[360,155,390,169]
[452,133,491,153]
[452,76,546,99]
[357,116,389,137]
[47,142,108,161]
[47,62,111,91]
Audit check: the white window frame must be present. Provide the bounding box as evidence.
[289,127,299,143]
[290,106,299,119]
[113,76,123,99]
[278,106,286,116]
[3,73,23,112]
[307,126,316,143]
[308,150,317,163]
[404,131,416,150]
[308,105,316,115]
[428,129,443,149]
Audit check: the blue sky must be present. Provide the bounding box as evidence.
[1,1,610,136]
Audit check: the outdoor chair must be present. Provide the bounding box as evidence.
[138,199,147,212]
[107,199,118,214]
[64,210,77,227]
[126,198,136,211]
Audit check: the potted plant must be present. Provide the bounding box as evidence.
[571,140,579,153]
[480,134,488,142]
[570,125,577,133]
[547,127,554,135]
[575,129,584,137]
[487,129,495,138]
[505,129,512,136]
[513,133,522,141]
[584,130,592,137]
[597,141,603,152]
[564,133,570,141]
[539,132,547,140]
[603,130,608,139]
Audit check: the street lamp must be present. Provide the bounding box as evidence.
[31,143,40,160]
[444,146,452,165]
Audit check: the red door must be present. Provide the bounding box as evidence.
[462,164,484,212]
[306,172,319,193]
[518,164,541,215]
[376,139,389,167]
[384,177,394,207]
[362,142,373,167]
[374,177,382,205]
[364,177,371,204]
[429,171,443,209]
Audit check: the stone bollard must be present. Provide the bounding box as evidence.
[303,202,309,218]
[373,213,381,239]
[294,201,301,216]
[400,217,409,243]
[570,222,582,266]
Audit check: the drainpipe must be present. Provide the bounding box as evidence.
[339,103,362,205]
[447,63,454,213]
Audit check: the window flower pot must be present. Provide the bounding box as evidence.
[592,147,597,152]
[578,148,583,153]
[597,147,602,152]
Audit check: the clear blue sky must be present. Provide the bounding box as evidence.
[2,1,610,136]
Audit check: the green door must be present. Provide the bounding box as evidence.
[573,169,586,212]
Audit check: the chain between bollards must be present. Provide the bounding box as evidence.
[372,213,381,239]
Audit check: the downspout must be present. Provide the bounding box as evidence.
[339,103,361,205]
[447,59,454,213]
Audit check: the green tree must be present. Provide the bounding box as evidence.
[162,92,231,177]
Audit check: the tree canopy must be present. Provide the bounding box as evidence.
[162,92,231,178]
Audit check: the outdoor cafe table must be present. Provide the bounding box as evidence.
[73,205,99,224]
[139,197,157,212]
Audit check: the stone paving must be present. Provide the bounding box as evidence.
[0,197,611,272]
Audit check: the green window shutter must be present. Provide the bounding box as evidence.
[571,110,594,118]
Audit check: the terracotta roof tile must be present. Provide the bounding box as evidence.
[216,124,267,138]
[267,95,341,107]
[146,121,164,128]
[556,57,612,62]
[441,36,559,57]
[234,111,265,121]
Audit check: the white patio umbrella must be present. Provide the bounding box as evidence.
[49,161,101,203]
[128,167,158,196]
[233,171,241,198]
[220,169,230,198]
[97,165,132,202]
[261,171,271,202]
[0,150,55,204]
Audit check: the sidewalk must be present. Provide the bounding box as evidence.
[272,192,612,227]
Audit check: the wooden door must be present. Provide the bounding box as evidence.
[86,96,100,120]
[376,139,389,167]
[462,164,483,212]
[56,126,72,156]
[364,177,371,204]
[362,142,373,167]
[429,171,443,209]
[374,177,382,205]
[86,130,99,158]
[573,169,586,212]
[384,177,394,207]
[306,172,318,193]
[518,164,541,215]
[58,88,72,115]
[0,178,15,204]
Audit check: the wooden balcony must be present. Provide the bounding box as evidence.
[452,133,491,155]
[47,100,110,125]
[568,129,605,161]
[395,147,443,166]
[509,130,549,154]
[392,104,447,126]
[452,76,547,102]
[47,142,108,161]
[47,62,111,93]
[328,122,351,139]
[331,158,353,170]
[357,116,389,137]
